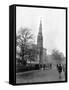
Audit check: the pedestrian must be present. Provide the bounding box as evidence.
[50,64,52,69]
[43,64,46,70]
[63,64,66,79]
[57,64,62,79]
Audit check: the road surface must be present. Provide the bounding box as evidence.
[16,67,65,83]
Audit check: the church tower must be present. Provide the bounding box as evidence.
[37,19,43,66]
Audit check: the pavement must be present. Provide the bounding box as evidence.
[16,67,65,84]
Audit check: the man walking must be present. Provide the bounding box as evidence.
[57,64,62,79]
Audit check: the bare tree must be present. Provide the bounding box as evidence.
[27,47,38,65]
[16,27,35,65]
[51,49,64,64]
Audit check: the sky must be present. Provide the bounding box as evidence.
[16,6,66,56]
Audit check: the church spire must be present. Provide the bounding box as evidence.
[39,19,42,34]
[37,19,43,46]
[37,19,43,66]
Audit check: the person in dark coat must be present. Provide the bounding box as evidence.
[43,64,46,70]
[57,64,62,79]
[63,64,66,79]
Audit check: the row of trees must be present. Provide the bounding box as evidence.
[51,49,65,64]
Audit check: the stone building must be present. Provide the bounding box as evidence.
[37,20,46,66]
[28,19,47,66]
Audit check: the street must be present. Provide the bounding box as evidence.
[16,67,65,83]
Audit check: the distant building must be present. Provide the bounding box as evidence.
[27,20,47,66]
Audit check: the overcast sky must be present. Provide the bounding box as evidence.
[16,6,66,56]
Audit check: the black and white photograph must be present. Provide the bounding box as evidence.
[16,5,67,84]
